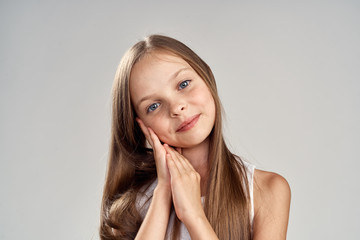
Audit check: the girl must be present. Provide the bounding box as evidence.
[100,35,291,240]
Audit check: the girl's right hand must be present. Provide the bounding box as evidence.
[136,118,171,190]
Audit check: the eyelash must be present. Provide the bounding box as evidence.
[146,80,191,113]
[178,80,191,90]
[147,103,160,113]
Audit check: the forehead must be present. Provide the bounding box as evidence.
[130,51,191,81]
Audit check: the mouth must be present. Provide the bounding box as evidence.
[176,114,201,132]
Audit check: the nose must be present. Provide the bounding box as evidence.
[170,101,186,117]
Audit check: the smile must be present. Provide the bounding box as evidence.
[176,114,201,132]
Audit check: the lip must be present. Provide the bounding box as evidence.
[176,114,201,132]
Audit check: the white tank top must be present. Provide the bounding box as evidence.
[136,159,256,239]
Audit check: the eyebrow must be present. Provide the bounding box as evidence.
[136,67,191,109]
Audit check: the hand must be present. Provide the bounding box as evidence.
[164,145,205,224]
[136,118,171,189]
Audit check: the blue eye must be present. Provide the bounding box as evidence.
[179,80,190,89]
[147,103,160,112]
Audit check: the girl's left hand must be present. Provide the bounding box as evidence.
[163,145,205,224]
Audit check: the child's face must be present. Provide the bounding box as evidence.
[130,51,216,148]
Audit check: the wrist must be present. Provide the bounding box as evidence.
[183,212,218,240]
[182,210,207,227]
[154,184,172,200]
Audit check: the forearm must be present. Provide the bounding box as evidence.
[135,185,172,240]
[184,213,218,240]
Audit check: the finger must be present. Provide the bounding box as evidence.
[148,127,163,151]
[136,118,154,146]
[170,148,196,172]
[166,153,180,178]
[164,145,189,173]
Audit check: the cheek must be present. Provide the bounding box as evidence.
[143,116,170,139]
[192,86,215,109]
[199,88,216,124]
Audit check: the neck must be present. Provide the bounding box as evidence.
[181,137,210,196]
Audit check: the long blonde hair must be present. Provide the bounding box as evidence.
[100,34,251,240]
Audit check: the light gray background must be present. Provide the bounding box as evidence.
[1,0,359,239]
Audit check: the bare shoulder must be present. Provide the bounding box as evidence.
[253,169,291,240]
[254,169,291,198]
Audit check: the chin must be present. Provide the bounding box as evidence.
[176,136,210,149]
